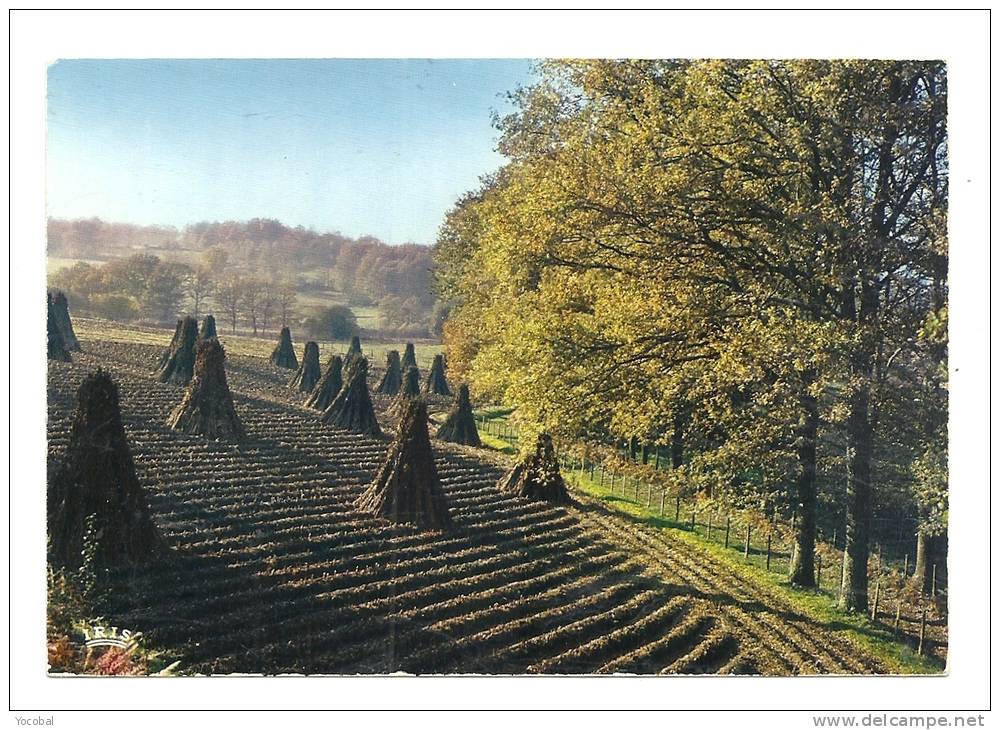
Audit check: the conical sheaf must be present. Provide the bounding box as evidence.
[321,357,382,436]
[498,432,569,503]
[48,370,164,566]
[401,342,417,371]
[375,350,403,395]
[424,353,451,396]
[199,314,217,340]
[388,365,422,422]
[344,335,364,374]
[166,338,245,439]
[47,293,71,362]
[436,384,481,447]
[355,398,452,531]
[290,341,322,392]
[158,320,183,369]
[156,316,198,385]
[270,326,298,369]
[305,355,343,411]
[51,290,81,351]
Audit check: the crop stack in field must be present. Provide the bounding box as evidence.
[51,290,81,351]
[48,370,164,566]
[158,320,183,369]
[499,432,569,503]
[291,341,321,393]
[375,350,402,395]
[424,354,451,396]
[344,335,364,374]
[356,397,452,531]
[322,357,382,436]
[166,338,245,440]
[47,293,72,363]
[388,365,421,422]
[305,355,343,411]
[199,314,217,340]
[270,327,298,369]
[436,384,481,447]
[401,342,417,372]
[157,316,198,385]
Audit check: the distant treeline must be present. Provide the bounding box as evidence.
[48,217,439,333]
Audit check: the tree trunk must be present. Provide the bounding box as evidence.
[839,376,875,612]
[789,384,818,587]
[913,531,945,595]
[671,417,684,469]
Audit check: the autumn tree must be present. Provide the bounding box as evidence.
[437,60,947,610]
[215,273,243,334]
[187,265,213,317]
[241,277,264,335]
[277,281,297,329]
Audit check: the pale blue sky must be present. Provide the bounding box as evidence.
[47,59,535,245]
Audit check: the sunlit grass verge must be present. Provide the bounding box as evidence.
[566,470,943,676]
[478,432,516,455]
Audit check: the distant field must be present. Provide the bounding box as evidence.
[47,255,106,273]
[72,317,444,369]
[294,288,381,327]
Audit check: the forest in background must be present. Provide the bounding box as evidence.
[434,59,948,613]
[47,217,441,339]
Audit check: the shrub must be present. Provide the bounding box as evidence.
[303,305,358,341]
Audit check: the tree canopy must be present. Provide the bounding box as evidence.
[435,59,947,609]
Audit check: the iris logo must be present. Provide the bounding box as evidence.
[81,624,136,649]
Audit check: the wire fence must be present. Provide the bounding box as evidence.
[474,412,946,656]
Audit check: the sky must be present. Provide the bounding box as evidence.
[47,59,535,245]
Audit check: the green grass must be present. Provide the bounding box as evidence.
[565,469,944,675]
[472,407,515,420]
[478,432,516,455]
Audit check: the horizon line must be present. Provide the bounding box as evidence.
[46,214,433,248]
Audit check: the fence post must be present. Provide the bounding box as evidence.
[871,580,881,621]
[690,511,696,532]
[744,524,751,559]
[646,484,652,508]
[893,601,901,635]
[707,513,713,540]
[931,563,938,597]
[917,604,928,656]
[816,553,822,588]
[724,517,731,549]
[766,532,772,571]
[659,491,665,516]
[599,465,605,488]
[675,494,681,522]
[903,553,909,578]
[610,471,616,493]
[838,550,846,603]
